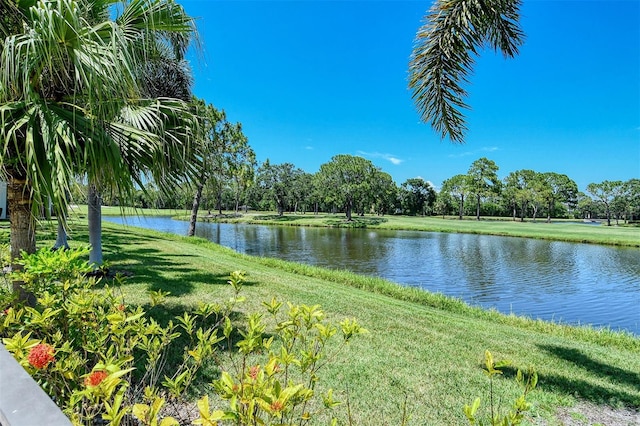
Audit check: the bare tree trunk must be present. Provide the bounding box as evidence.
[476,195,481,220]
[87,183,103,267]
[7,173,36,301]
[458,195,464,220]
[345,198,353,221]
[188,182,204,237]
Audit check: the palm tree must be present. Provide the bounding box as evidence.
[0,0,196,282]
[409,0,525,143]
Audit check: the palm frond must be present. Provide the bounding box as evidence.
[409,0,524,143]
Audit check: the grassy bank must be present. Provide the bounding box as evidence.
[76,206,640,248]
[31,220,640,424]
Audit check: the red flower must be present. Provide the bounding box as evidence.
[249,365,260,380]
[84,370,108,387]
[270,400,284,412]
[116,304,125,311]
[27,343,55,369]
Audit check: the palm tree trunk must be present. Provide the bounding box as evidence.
[87,183,103,266]
[7,174,36,300]
[52,217,70,250]
[188,181,204,237]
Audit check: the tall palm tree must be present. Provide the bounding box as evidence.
[0,0,196,281]
[409,0,525,143]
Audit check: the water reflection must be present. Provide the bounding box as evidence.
[104,216,640,334]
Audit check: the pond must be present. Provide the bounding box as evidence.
[105,216,640,335]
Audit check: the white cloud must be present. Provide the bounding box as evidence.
[357,151,404,165]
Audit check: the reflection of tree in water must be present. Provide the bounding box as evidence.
[313,228,389,274]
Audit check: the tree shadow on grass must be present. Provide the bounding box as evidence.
[97,229,253,297]
[528,344,640,408]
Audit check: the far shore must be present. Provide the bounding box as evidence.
[76,205,640,248]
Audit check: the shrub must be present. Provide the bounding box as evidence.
[1,247,366,425]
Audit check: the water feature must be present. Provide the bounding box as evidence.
[105,216,640,335]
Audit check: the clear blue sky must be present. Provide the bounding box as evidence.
[181,0,639,192]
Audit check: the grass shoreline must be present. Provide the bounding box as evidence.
[31,219,640,424]
[86,206,640,248]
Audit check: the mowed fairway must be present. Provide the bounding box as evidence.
[33,219,640,425]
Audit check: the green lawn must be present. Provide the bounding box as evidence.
[29,219,640,425]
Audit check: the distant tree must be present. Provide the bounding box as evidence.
[373,172,398,215]
[399,178,436,216]
[586,180,624,226]
[441,174,469,220]
[540,172,578,222]
[227,133,256,213]
[466,157,500,220]
[409,0,524,143]
[212,122,253,214]
[315,155,379,221]
[434,191,455,218]
[575,191,600,221]
[623,178,640,221]
[605,179,640,225]
[502,172,521,221]
[254,161,303,216]
[502,170,545,221]
[289,172,314,214]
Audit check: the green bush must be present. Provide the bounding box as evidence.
[1,248,366,425]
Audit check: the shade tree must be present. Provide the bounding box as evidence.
[466,157,500,220]
[315,155,380,221]
[440,174,469,219]
[399,178,436,216]
[540,172,578,223]
[372,171,398,216]
[586,180,624,226]
[253,160,304,216]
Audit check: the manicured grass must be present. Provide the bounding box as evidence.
[31,219,640,425]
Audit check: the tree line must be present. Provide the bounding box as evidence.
[73,153,640,226]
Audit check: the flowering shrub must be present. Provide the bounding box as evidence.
[0,247,367,425]
[85,370,109,387]
[27,342,56,369]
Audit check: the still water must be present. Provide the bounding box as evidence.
[105,216,640,335]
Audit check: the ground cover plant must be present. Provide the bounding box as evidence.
[1,219,636,424]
